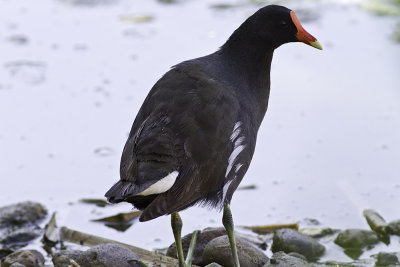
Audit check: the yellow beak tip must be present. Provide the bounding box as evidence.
[310,40,323,50]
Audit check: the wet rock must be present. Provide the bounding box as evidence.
[263,251,311,267]
[1,228,42,247]
[271,228,325,260]
[375,252,399,266]
[0,201,47,228]
[52,243,141,267]
[334,229,379,249]
[2,250,44,267]
[388,219,400,236]
[167,227,227,265]
[167,227,267,265]
[363,209,388,235]
[202,235,268,267]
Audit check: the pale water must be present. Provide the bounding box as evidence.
[0,0,399,262]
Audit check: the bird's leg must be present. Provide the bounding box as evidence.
[223,204,240,267]
[171,212,185,267]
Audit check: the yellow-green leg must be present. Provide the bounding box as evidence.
[171,212,185,267]
[222,204,240,267]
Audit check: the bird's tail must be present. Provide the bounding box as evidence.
[105,180,133,203]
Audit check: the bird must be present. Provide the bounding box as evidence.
[105,4,321,267]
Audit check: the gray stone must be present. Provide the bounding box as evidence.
[0,202,47,228]
[1,228,42,247]
[167,227,227,265]
[334,229,379,249]
[10,263,27,267]
[202,235,268,267]
[167,227,267,266]
[271,228,325,260]
[52,243,141,267]
[263,251,312,267]
[2,250,44,267]
[375,252,399,266]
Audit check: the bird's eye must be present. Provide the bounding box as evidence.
[280,21,289,28]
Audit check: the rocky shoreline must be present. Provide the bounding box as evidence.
[1,201,400,267]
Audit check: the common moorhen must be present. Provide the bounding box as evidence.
[106,5,322,267]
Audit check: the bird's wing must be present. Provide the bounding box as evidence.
[135,64,241,221]
[106,110,180,203]
[106,62,243,219]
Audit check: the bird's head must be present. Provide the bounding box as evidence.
[243,5,322,50]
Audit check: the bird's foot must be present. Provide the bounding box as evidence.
[172,213,200,267]
[184,230,199,266]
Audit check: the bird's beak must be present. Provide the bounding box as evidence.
[290,11,322,50]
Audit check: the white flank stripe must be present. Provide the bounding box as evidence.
[235,163,243,173]
[235,136,245,146]
[137,171,179,196]
[222,180,233,201]
[225,145,245,177]
[230,121,242,141]
[225,121,246,177]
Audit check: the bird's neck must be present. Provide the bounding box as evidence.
[219,37,274,76]
[218,38,275,120]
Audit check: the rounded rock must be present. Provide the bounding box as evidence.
[0,202,47,228]
[271,228,325,260]
[263,251,312,267]
[52,243,141,267]
[375,252,399,266]
[202,235,268,267]
[167,227,227,265]
[334,229,379,249]
[0,228,42,247]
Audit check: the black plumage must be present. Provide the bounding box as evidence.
[105,5,321,224]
